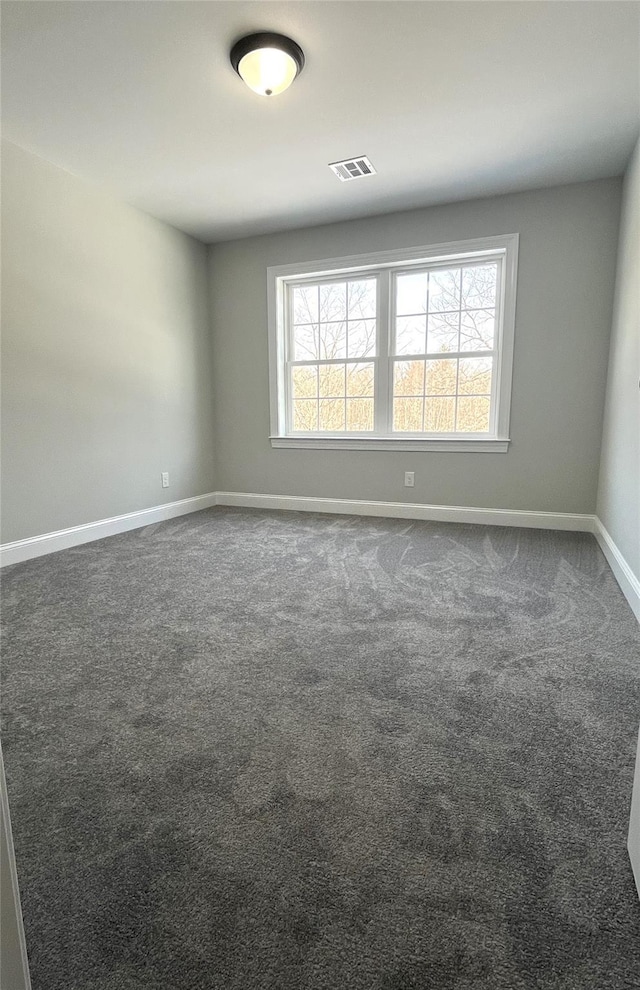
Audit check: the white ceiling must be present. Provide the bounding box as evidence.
[2,1,639,243]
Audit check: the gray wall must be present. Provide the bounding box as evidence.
[0,143,628,540]
[209,179,621,513]
[1,141,215,544]
[597,139,640,579]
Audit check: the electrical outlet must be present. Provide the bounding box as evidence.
[161,472,170,488]
[404,471,415,488]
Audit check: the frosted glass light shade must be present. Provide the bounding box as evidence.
[231,33,305,97]
[238,48,298,96]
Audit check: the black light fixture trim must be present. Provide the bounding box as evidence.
[230,31,305,79]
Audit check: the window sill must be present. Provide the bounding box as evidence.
[270,436,510,453]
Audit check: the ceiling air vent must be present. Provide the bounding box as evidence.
[329,156,376,182]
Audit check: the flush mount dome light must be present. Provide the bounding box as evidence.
[230,32,305,96]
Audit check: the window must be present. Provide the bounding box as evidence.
[268,235,518,451]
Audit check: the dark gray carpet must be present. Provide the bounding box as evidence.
[2,507,640,989]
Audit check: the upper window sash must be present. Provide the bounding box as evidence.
[285,272,381,364]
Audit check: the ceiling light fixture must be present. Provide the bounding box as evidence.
[230,32,305,97]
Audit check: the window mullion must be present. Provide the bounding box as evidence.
[375,270,391,436]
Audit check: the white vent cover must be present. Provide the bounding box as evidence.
[328,156,376,182]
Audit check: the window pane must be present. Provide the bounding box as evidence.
[426,312,459,354]
[319,398,345,431]
[424,396,455,432]
[347,398,374,431]
[293,285,318,324]
[319,282,346,323]
[319,321,346,359]
[346,363,374,397]
[348,319,376,358]
[425,358,457,395]
[458,357,492,395]
[319,364,346,398]
[292,365,318,399]
[348,279,377,319]
[393,397,423,432]
[462,264,497,309]
[460,310,494,352]
[393,360,424,397]
[397,272,428,315]
[428,268,460,312]
[396,315,426,355]
[293,399,318,431]
[294,324,320,360]
[456,396,490,432]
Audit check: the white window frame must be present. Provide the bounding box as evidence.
[267,234,518,452]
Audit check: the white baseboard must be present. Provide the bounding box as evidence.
[4,492,636,625]
[0,492,217,568]
[593,518,640,623]
[215,491,595,532]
